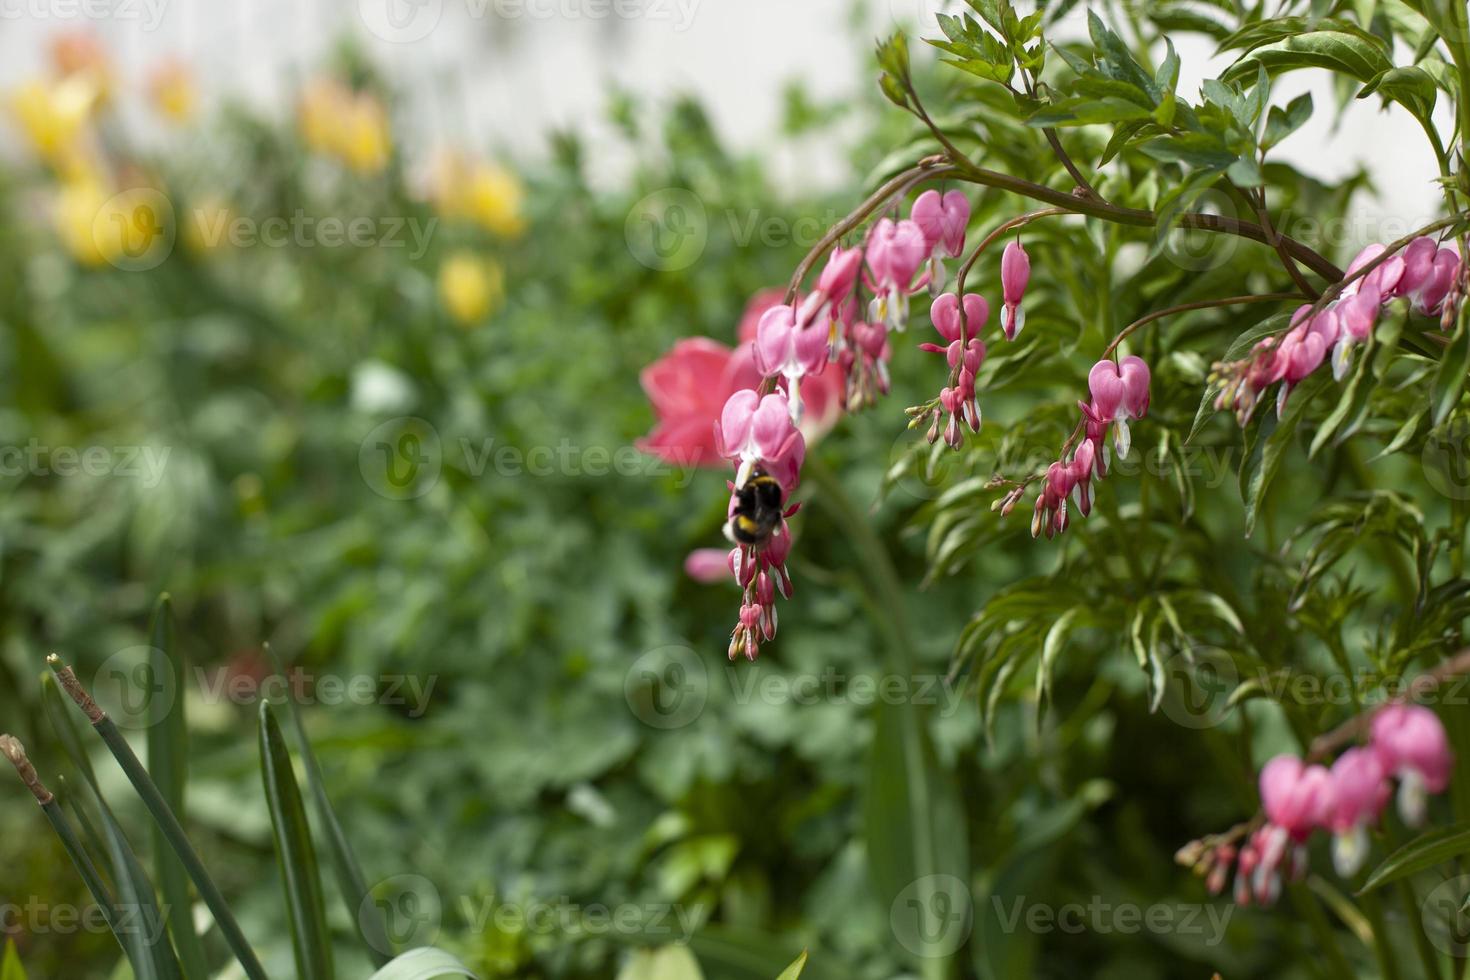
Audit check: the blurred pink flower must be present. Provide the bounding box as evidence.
[638,337,761,468]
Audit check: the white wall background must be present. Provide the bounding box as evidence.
[0,0,1453,247]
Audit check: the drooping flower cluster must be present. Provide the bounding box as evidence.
[715,390,805,660]
[1212,236,1466,425]
[917,292,988,447]
[1000,354,1150,539]
[1180,703,1453,906]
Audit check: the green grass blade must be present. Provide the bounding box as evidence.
[259,702,335,980]
[366,948,477,980]
[264,643,393,965]
[144,595,209,980]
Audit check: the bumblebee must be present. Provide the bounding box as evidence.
[726,470,785,546]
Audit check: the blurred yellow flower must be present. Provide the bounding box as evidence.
[299,79,392,175]
[55,176,173,268]
[11,76,97,165]
[148,59,197,124]
[429,151,526,238]
[439,252,504,326]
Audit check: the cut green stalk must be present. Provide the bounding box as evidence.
[145,595,210,980]
[0,736,122,956]
[47,654,268,980]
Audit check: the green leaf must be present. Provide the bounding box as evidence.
[1242,372,1334,536]
[2,939,28,980]
[775,950,808,980]
[263,643,393,965]
[1217,16,1388,56]
[863,698,968,967]
[366,948,477,980]
[1360,823,1470,893]
[1223,31,1396,86]
[145,595,208,980]
[1263,92,1313,149]
[616,946,705,980]
[1358,66,1439,126]
[259,702,334,980]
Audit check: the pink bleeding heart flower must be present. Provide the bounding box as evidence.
[754,303,832,423]
[739,290,845,443]
[1000,239,1030,340]
[1031,459,1077,538]
[1343,243,1404,298]
[1070,439,1096,517]
[1331,285,1381,379]
[1395,236,1440,301]
[717,389,806,492]
[1371,703,1454,826]
[1260,755,1333,842]
[1417,247,1461,317]
[1326,747,1389,876]
[911,189,969,259]
[639,337,762,468]
[1087,355,1150,458]
[927,291,991,342]
[794,246,864,328]
[866,218,930,331]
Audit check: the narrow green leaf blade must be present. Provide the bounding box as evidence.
[264,643,393,965]
[259,702,335,980]
[145,595,208,980]
[775,950,808,980]
[1360,823,1470,893]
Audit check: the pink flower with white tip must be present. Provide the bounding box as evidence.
[999,239,1030,340]
[795,246,863,329]
[1252,755,1332,904]
[716,389,806,491]
[1031,460,1076,539]
[1372,703,1454,826]
[754,303,831,424]
[1084,355,1151,458]
[911,189,969,259]
[1326,747,1389,876]
[911,189,969,294]
[865,217,930,331]
[1330,285,1381,380]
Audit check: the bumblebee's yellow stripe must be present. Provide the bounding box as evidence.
[736,516,758,533]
